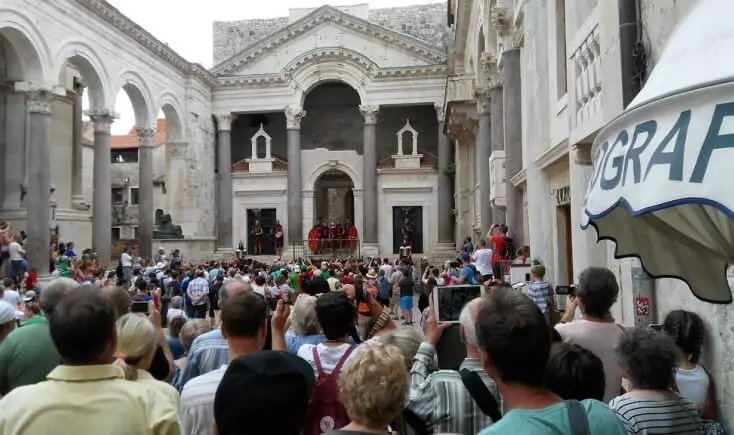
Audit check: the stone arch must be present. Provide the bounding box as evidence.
[0,9,50,81]
[307,161,362,192]
[53,40,109,110]
[291,50,370,106]
[113,69,155,127]
[156,92,185,141]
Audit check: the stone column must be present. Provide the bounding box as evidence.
[71,79,86,208]
[285,107,306,246]
[489,85,505,224]
[502,48,524,246]
[137,126,155,259]
[25,89,53,272]
[475,90,492,235]
[359,105,379,254]
[89,109,115,264]
[216,114,234,249]
[166,140,188,232]
[570,147,607,273]
[435,105,454,250]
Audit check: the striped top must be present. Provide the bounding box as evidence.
[526,280,552,315]
[406,342,500,434]
[180,365,227,435]
[175,329,228,391]
[609,392,702,434]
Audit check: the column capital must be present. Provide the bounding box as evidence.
[475,88,490,115]
[73,77,85,97]
[216,113,235,131]
[136,126,156,147]
[86,109,117,134]
[285,106,307,130]
[26,89,54,115]
[359,105,380,125]
[434,104,446,122]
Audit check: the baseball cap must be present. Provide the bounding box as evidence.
[214,351,315,435]
[23,290,37,302]
[459,251,471,262]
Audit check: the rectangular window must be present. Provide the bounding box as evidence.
[133,226,139,239]
[556,0,568,99]
[111,227,121,241]
[130,188,139,205]
[111,188,125,205]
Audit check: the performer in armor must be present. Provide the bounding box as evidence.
[251,220,264,255]
[320,219,330,253]
[271,220,284,257]
[335,218,345,249]
[328,222,338,252]
[401,218,414,248]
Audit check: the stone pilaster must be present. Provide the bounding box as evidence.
[502,48,524,246]
[489,85,505,223]
[359,105,379,253]
[435,105,454,250]
[88,109,115,264]
[285,106,306,246]
[475,89,492,234]
[137,126,155,259]
[71,79,87,209]
[216,114,234,249]
[25,89,53,273]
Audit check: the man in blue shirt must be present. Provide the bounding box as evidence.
[475,288,625,435]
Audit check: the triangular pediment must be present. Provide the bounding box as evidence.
[212,5,447,77]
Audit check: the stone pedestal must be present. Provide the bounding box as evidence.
[392,154,423,169]
[246,158,274,173]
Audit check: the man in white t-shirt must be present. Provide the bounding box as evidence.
[471,239,493,282]
[8,235,24,280]
[379,258,393,279]
[554,267,626,402]
[2,278,20,308]
[120,248,133,284]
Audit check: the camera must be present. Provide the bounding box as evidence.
[554,284,576,296]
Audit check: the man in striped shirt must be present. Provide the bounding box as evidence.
[186,271,210,319]
[406,297,501,434]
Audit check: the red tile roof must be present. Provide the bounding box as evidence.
[232,154,289,172]
[111,119,168,150]
[377,151,438,169]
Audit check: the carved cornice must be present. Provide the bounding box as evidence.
[479,52,500,87]
[285,107,307,130]
[445,74,476,103]
[474,88,490,114]
[446,111,477,144]
[27,89,54,115]
[490,7,511,35]
[212,5,447,76]
[359,105,380,125]
[215,47,449,88]
[73,0,216,87]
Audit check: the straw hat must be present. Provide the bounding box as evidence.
[365,268,378,279]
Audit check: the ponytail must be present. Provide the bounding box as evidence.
[113,356,139,380]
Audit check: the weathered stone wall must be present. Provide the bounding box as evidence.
[212,2,450,65]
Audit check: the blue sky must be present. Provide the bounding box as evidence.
[99,0,443,133]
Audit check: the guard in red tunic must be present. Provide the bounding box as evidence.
[344,218,358,251]
[251,220,264,255]
[271,220,284,257]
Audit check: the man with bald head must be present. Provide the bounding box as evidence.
[176,279,248,390]
[405,297,502,433]
[0,278,78,395]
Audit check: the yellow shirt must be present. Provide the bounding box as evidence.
[0,364,181,435]
[136,369,181,412]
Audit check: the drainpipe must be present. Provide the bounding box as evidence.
[619,0,655,326]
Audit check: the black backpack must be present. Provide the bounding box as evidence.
[501,237,515,259]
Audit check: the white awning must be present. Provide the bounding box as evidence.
[582,0,734,303]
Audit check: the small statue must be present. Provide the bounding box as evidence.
[154,209,183,239]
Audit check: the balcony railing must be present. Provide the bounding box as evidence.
[291,239,361,260]
[571,10,602,128]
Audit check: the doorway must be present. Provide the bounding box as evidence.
[313,170,355,226]
[555,204,574,285]
[392,206,424,254]
[247,208,277,255]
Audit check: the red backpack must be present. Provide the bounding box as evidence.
[304,345,356,435]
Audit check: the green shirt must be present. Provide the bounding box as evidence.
[0,320,60,395]
[23,315,46,326]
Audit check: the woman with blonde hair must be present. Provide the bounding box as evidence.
[114,313,180,407]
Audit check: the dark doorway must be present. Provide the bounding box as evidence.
[392,206,423,254]
[247,208,277,255]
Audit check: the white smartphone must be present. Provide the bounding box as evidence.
[432,284,485,323]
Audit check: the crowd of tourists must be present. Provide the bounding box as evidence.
[0,223,727,434]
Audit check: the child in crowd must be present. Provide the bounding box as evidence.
[526,264,554,323]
